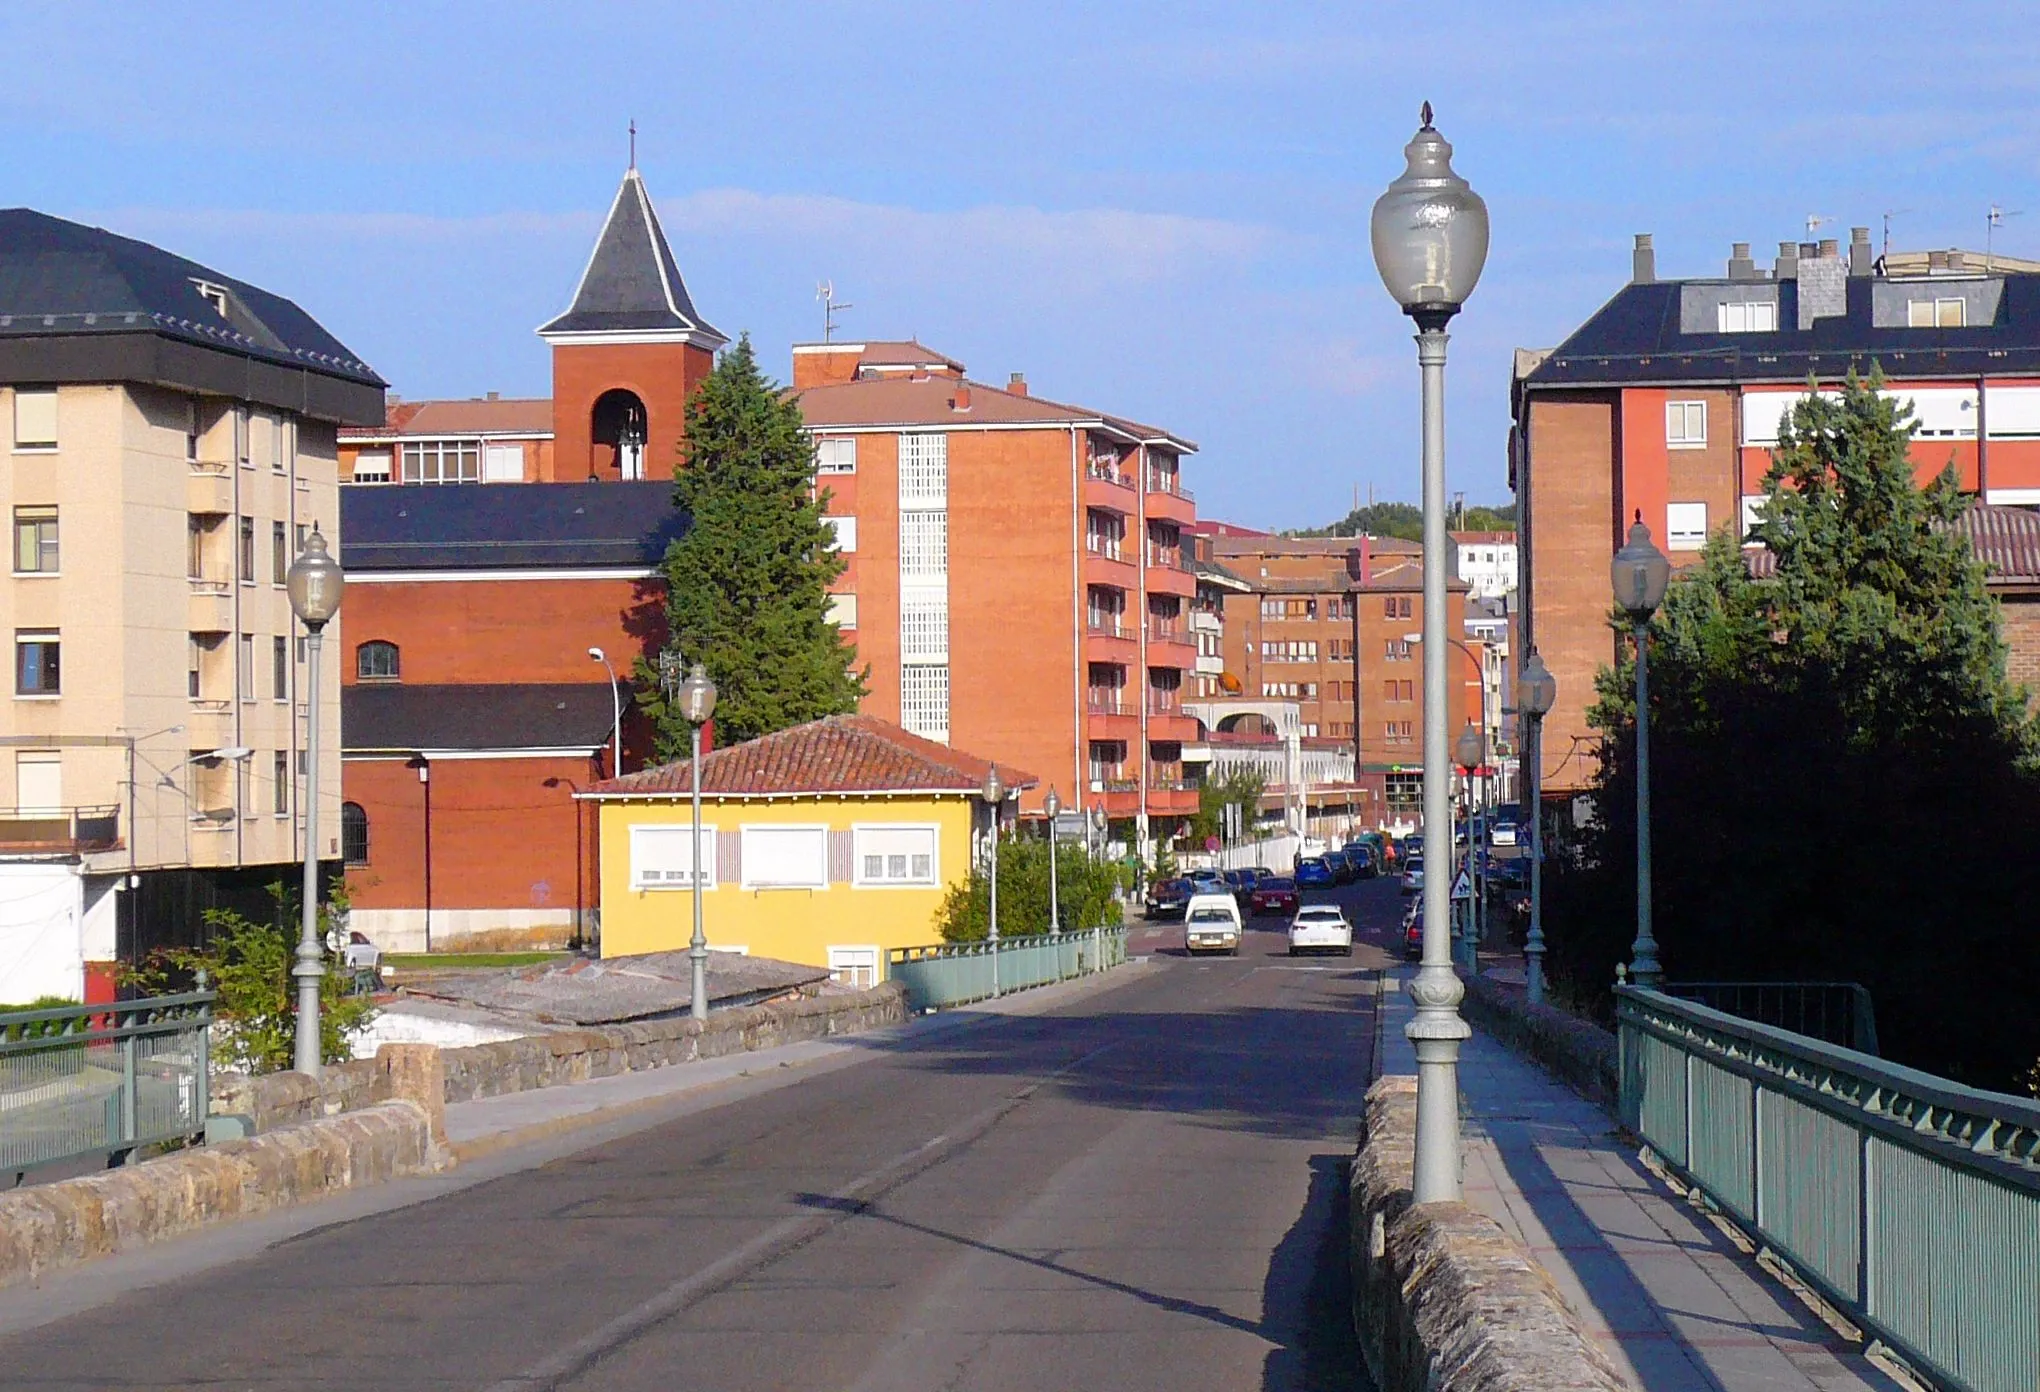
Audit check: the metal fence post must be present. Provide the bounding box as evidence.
[119,1025,137,1155]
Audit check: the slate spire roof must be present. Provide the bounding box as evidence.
[538,168,725,347]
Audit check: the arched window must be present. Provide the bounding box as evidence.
[341,802,369,865]
[356,641,399,681]
[590,388,648,480]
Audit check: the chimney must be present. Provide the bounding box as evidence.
[1929,249,1950,272]
[1849,226,1873,277]
[1727,242,1757,281]
[1632,233,1656,284]
[1007,372,1028,397]
[1775,240,1799,280]
[949,384,972,412]
[1798,240,1847,329]
[1947,249,1967,272]
[1818,237,1839,260]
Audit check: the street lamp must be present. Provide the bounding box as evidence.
[662,656,718,1020]
[285,527,343,1078]
[1517,649,1557,1004]
[1372,101,1486,1206]
[982,765,1004,997]
[588,647,622,779]
[1454,724,1484,974]
[1613,515,1671,988]
[1043,787,1062,935]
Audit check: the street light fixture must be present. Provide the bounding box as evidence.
[285,527,343,1078]
[661,655,718,1020]
[1517,649,1557,1004]
[1043,787,1062,935]
[1453,724,1484,974]
[588,647,622,779]
[1612,515,1671,988]
[982,764,1004,996]
[1372,101,1486,1206]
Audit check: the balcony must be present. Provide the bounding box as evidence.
[0,806,120,855]
[186,698,233,747]
[188,575,234,633]
[1084,543,1138,589]
[1145,621,1196,664]
[1085,617,1136,663]
[1144,471,1196,523]
[1142,547,1195,597]
[187,460,234,515]
[1084,462,1138,514]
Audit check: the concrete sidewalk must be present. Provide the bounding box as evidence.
[1380,969,1905,1392]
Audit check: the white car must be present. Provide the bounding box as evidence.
[1182,893,1243,956]
[1288,905,1354,957]
[1490,820,1518,847]
[1400,856,1425,897]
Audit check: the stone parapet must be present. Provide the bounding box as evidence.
[1349,1075,1629,1392]
[0,1100,441,1292]
[1459,975,1619,1109]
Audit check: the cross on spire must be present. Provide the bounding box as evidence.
[628,118,637,170]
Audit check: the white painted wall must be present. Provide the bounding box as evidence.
[0,863,85,1002]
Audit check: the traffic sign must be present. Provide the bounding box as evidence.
[1450,868,1472,901]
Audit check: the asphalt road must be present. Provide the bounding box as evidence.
[0,879,1402,1392]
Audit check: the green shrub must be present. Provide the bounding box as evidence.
[938,837,1123,942]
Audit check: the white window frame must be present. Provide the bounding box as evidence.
[816,437,857,475]
[400,439,482,485]
[1666,400,1707,449]
[352,450,393,484]
[827,945,882,990]
[899,665,950,743]
[629,823,718,890]
[822,515,857,553]
[1717,299,1778,333]
[1740,495,1769,537]
[827,593,858,630]
[12,389,56,452]
[900,511,947,578]
[739,824,830,891]
[852,823,941,888]
[898,433,948,507]
[1666,501,1708,551]
[900,593,948,663]
[1909,298,1966,329]
[482,443,524,483]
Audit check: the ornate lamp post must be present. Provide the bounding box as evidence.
[1371,101,1488,1205]
[285,528,343,1077]
[1453,724,1484,973]
[1612,516,1671,987]
[1043,788,1062,934]
[982,765,1004,996]
[662,655,718,1019]
[1517,649,1557,1004]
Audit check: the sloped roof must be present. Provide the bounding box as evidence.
[0,207,382,393]
[584,714,1039,799]
[1741,502,2040,588]
[343,682,615,753]
[346,397,553,439]
[793,373,1196,452]
[341,480,685,571]
[538,169,725,345]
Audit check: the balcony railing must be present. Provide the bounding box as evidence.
[1086,460,1134,487]
[189,459,232,477]
[1145,471,1195,502]
[1145,621,1186,644]
[0,806,120,853]
[1099,777,1140,793]
[1085,540,1126,562]
[1086,616,1131,640]
[1145,546,1184,571]
[188,573,230,593]
[1086,694,1129,716]
[1147,766,1190,792]
[1148,692,1183,716]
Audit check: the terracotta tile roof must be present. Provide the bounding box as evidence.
[793,375,1196,452]
[583,714,1039,799]
[345,397,554,439]
[1742,503,2040,586]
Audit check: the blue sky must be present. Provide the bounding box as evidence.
[6,1,2038,529]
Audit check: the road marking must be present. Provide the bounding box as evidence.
[475,1041,1118,1392]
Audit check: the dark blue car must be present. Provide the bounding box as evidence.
[1295,856,1336,889]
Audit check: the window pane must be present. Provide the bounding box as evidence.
[13,389,56,449]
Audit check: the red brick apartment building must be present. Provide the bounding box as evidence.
[1515,230,2040,792]
[1208,534,1479,823]
[790,342,1202,844]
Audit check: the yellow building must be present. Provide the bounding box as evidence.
[584,715,1032,985]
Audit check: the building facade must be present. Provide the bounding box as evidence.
[1452,530,1518,599]
[0,210,380,1001]
[1515,229,2040,792]
[790,342,1202,847]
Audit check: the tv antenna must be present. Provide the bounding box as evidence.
[1881,209,1914,260]
[816,281,852,343]
[1988,205,2024,272]
[1805,213,1831,238]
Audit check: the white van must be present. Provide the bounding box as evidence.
[1182,892,1243,956]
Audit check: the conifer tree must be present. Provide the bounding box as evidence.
[640,336,864,752]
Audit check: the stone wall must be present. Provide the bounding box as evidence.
[1459,975,1619,1109]
[1348,1076,1628,1392]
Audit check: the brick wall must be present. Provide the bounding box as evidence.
[2002,596,2040,708]
[1525,393,1619,793]
[549,341,713,482]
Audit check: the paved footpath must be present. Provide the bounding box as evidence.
[1381,968,1906,1392]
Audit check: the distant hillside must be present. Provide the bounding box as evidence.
[1289,500,1514,541]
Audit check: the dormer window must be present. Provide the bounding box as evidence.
[191,280,231,319]
[1908,298,1965,328]
[1718,300,1777,333]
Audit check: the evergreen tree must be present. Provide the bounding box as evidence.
[1547,373,2040,1087]
[641,336,865,753]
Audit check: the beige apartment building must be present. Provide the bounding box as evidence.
[0,210,383,1002]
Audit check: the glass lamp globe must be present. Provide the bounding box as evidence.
[1370,103,1490,318]
[1454,724,1484,771]
[1043,787,1061,818]
[1612,516,1673,620]
[286,527,344,629]
[1519,649,1557,719]
[981,764,1004,805]
[678,663,718,725]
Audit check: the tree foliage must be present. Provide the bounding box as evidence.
[643,336,866,754]
[1188,766,1268,844]
[1296,499,1514,540]
[937,835,1124,942]
[1545,373,2040,1088]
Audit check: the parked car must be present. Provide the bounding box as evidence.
[1185,868,1228,896]
[1145,877,1193,920]
[1249,875,1299,917]
[1295,856,1337,889]
[1402,903,1425,960]
[1399,855,1425,897]
[1288,904,1354,957]
[1341,842,1378,878]
[1223,867,1262,906]
[1182,893,1244,955]
[1327,849,1356,885]
[1401,834,1424,862]
[1489,819,1518,848]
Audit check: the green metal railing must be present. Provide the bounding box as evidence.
[1617,986,2040,1392]
[1,991,214,1182]
[1666,980,1880,1055]
[887,926,1129,1012]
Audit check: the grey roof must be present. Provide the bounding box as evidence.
[396,949,829,1025]
[537,170,725,344]
[343,682,616,753]
[340,481,686,571]
[0,208,382,386]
